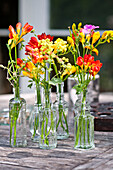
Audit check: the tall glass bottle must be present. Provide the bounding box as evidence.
[74,89,95,149]
[39,87,57,149]
[9,86,27,147]
[29,83,42,142]
[53,82,69,139]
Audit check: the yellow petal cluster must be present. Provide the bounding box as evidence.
[54,38,67,54]
[67,36,75,48]
[62,64,76,78]
[92,31,100,45]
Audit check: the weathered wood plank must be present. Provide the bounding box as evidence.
[0,129,113,169]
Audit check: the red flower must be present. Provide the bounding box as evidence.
[37,33,54,41]
[17,58,23,66]
[90,60,102,76]
[84,54,94,69]
[25,45,33,53]
[76,56,83,66]
[28,37,39,48]
[72,34,75,42]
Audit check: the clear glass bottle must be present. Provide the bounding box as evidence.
[74,89,95,149]
[53,82,69,139]
[39,107,57,149]
[29,104,42,142]
[39,87,57,149]
[29,83,42,142]
[9,86,27,147]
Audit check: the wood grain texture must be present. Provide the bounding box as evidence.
[1,124,113,169]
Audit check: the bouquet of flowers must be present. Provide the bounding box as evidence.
[66,22,113,149]
[17,31,76,147]
[0,22,33,147]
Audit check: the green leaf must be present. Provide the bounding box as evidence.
[28,83,33,88]
[49,77,62,86]
[28,80,33,83]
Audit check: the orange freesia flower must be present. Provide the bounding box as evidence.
[8,25,16,39]
[21,22,33,36]
[22,62,36,79]
[8,22,33,49]
[16,22,22,35]
[90,60,102,76]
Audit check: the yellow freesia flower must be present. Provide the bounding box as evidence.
[22,71,34,79]
[80,32,85,44]
[86,34,91,42]
[78,22,82,30]
[92,31,100,45]
[67,36,75,47]
[61,64,76,78]
[101,30,113,43]
[72,23,76,32]
[85,45,99,56]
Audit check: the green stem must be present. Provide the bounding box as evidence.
[14,117,17,146]
[9,49,15,72]
[10,116,13,145]
[81,89,87,116]
[15,45,17,73]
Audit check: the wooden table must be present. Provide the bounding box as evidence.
[0,92,113,170]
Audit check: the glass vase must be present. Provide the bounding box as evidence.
[39,87,57,149]
[39,107,57,149]
[29,104,42,142]
[9,86,27,147]
[53,82,69,139]
[74,89,95,149]
[29,83,42,142]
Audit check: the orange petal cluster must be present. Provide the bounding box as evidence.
[8,22,33,49]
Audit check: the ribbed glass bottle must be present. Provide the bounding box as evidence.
[74,89,95,149]
[9,86,27,147]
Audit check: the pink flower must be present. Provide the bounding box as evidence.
[82,24,99,34]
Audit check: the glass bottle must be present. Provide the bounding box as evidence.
[39,87,57,149]
[29,83,42,142]
[74,89,95,149]
[9,86,27,147]
[53,82,69,139]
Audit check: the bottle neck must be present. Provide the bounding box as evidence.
[75,89,90,114]
[13,86,20,98]
[56,82,64,102]
[35,83,42,105]
[13,78,20,98]
[44,87,52,108]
